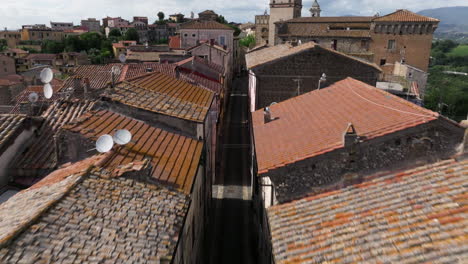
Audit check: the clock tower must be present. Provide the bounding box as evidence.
[268,0,302,45]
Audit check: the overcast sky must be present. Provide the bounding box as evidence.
[1,0,467,29]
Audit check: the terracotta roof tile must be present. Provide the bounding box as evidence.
[176,56,225,75]
[0,156,189,262]
[10,82,64,114]
[252,78,438,173]
[12,100,95,173]
[267,159,468,264]
[0,114,27,152]
[374,9,440,22]
[70,64,124,89]
[279,22,371,38]
[286,16,374,23]
[246,42,380,71]
[64,109,203,193]
[109,72,214,122]
[180,20,234,30]
[25,53,56,60]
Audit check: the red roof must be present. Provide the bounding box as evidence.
[267,159,467,264]
[252,78,439,173]
[374,9,440,22]
[176,56,224,75]
[169,35,181,49]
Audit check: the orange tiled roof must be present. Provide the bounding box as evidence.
[267,159,468,264]
[110,72,214,122]
[285,16,373,23]
[176,56,225,75]
[12,100,95,172]
[180,20,233,31]
[70,64,123,89]
[0,114,27,152]
[118,63,222,95]
[252,78,439,174]
[373,9,440,22]
[64,110,203,193]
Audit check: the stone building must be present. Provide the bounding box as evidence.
[0,75,25,105]
[0,55,16,77]
[187,41,230,75]
[273,8,439,76]
[246,41,381,111]
[251,77,464,207]
[0,30,21,48]
[50,22,73,30]
[80,18,101,32]
[255,12,270,45]
[198,10,219,21]
[20,25,64,42]
[267,0,302,45]
[180,20,234,51]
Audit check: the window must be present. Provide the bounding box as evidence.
[387,40,395,50]
[380,59,386,66]
[184,33,188,37]
[220,36,226,46]
[360,40,368,49]
[192,34,196,37]
[331,39,337,50]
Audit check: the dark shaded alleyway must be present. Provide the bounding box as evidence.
[204,76,258,264]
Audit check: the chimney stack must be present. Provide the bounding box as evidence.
[264,107,272,124]
[210,39,215,46]
[175,66,180,79]
[459,115,468,158]
[343,123,358,147]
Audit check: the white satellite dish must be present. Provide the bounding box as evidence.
[40,68,53,84]
[113,129,132,145]
[96,134,114,153]
[111,65,121,75]
[119,53,127,63]
[28,92,39,103]
[43,83,53,99]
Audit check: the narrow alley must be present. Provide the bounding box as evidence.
[205,76,258,264]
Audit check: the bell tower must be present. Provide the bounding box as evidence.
[310,0,321,17]
[268,0,303,45]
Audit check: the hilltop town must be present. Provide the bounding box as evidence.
[0,1,466,263]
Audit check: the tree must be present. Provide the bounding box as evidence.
[124,28,139,42]
[240,34,255,48]
[0,39,7,52]
[216,15,228,24]
[157,12,165,21]
[80,32,102,51]
[41,40,65,53]
[108,28,122,38]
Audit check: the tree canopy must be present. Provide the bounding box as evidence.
[157,12,165,21]
[123,28,139,42]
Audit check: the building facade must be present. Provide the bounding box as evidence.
[0,55,16,77]
[268,0,302,45]
[81,18,101,32]
[180,21,234,51]
[246,42,381,110]
[50,22,73,30]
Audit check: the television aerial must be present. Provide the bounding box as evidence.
[28,92,39,103]
[96,134,114,153]
[43,83,53,99]
[113,129,132,145]
[40,68,53,84]
[119,53,127,63]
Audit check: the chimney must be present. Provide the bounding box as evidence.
[264,107,272,124]
[83,77,90,96]
[146,67,153,73]
[210,39,215,46]
[343,123,358,147]
[73,77,81,91]
[459,116,468,158]
[175,66,180,79]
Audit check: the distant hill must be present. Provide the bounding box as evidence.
[418,6,468,43]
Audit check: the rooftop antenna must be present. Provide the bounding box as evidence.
[292,78,303,95]
[113,129,132,145]
[96,134,114,153]
[318,73,327,90]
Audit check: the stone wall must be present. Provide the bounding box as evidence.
[0,55,16,77]
[260,119,464,204]
[370,26,434,74]
[252,46,380,109]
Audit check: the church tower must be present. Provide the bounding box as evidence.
[268,0,302,45]
[310,0,321,17]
